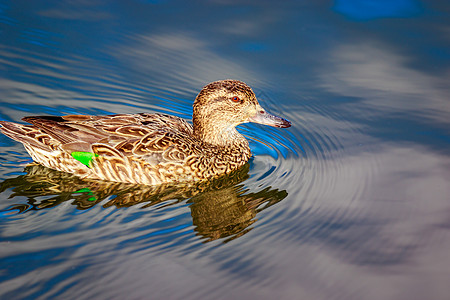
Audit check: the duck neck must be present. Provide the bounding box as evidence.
[193,119,249,149]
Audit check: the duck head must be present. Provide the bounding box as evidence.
[193,80,291,146]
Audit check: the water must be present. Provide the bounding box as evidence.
[0,1,449,299]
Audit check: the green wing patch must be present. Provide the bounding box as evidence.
[71,151,99,168]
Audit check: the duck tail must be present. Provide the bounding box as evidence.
[0,121,31,142]
[0,121,52,151]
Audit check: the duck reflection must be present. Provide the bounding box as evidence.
[0,163,287,242]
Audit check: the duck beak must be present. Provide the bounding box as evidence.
[248,105,291,128]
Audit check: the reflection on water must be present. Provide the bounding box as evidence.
[1,163,286,243]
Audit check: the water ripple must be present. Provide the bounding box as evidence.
[243,93,381,254]
[0,25,386,300]
[0,43,378,257]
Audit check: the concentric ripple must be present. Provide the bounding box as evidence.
[237,94,381,248]
[0,43,379,250]
[0,22,380,300]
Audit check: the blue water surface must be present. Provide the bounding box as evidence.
[0,1,449,300]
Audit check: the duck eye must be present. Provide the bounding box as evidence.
[232,96,241,103]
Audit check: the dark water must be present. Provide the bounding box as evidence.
[1,1,449,299]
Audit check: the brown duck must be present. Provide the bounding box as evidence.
[0,80,291,185]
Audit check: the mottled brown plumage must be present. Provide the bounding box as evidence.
[0,80,291,185]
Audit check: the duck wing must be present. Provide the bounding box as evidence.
[22,114,193,159]
[1,113,205,184]
[2,113,195,165]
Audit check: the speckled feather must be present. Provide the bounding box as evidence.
[0,80,290,185]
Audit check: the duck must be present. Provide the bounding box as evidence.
[0,80,291,185]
